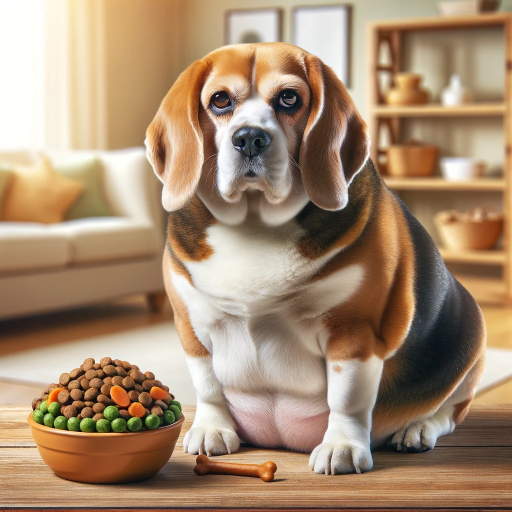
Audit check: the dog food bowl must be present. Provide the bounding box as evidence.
[435,209,503,250]
[387,141,438,177]
[440,157,485,181]
[28,412,184,483]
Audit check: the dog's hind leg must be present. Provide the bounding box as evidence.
[388,353,485,453]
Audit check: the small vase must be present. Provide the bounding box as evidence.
[386,73,430,106]
[441,74,472,106]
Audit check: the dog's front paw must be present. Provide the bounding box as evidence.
[309,441,373,475]
[183,425,240,456]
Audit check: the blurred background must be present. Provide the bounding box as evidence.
[0,0,511,406]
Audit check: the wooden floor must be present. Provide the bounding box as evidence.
[0,295,511,404]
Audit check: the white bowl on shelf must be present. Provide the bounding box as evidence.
[437,0,500,16]
[440,157,485,181]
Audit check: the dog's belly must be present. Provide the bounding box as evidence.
[224,389,329,453]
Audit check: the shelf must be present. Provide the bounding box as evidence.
[384,177,506,191]
[440,248,505,265]
[372,103,506,117]
[369,12,512,32]
[454,274,507,306]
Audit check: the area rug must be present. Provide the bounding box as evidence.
[1,322,511,405]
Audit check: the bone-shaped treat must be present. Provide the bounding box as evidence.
[194,454,277,482]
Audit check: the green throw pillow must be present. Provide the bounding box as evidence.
[0,167,14,220]
[54,158,112,220]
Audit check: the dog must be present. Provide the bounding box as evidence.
[145,42,486,475]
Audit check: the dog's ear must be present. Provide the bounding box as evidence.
[299,55,370,211]
[145,59,210,212]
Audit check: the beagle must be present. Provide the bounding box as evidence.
[145,43,486,475]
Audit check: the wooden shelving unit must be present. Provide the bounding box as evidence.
[367,13,512,304]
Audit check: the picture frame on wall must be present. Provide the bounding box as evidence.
[225,8,283,46]
[293,4,352,86]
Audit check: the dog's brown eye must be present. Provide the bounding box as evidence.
[212,91,231,110]
[279,90,298,107]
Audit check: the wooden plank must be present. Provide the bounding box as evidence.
[368,12,512,32]
[372,103,506,117]
[439,248,506,265]
[384,177,506,191]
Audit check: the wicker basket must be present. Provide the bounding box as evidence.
[435,209,503,250]
[387,142,438,177]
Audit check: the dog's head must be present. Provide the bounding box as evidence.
[146,43,370,225]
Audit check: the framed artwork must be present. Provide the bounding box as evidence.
[225,8,283,46]
[293,4,352,86]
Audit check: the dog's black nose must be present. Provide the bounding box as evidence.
[232,127,271,157]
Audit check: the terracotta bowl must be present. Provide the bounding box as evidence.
[28,412,184,483]
[387,143,438,177]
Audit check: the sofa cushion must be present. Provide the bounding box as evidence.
[49,218,160,264]
[0,223,71,273]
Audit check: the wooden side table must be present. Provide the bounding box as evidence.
[1,404,511,510]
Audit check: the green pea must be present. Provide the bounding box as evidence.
[96,419,111,433]
[103,405,119,422]
[32,410,45,425]
[163,410,175,425]
[67,417,80,431]
[145,414,160,430]
[169,405,181,421]
[39,400,48,414]
[170,400,181,412]
[111,418,127,433]
[48,401,61,417]
[80,418,96,433]
[127,417,142,432]
[43,413,55,428]
[54,416,68,430]
[159,416,164,427]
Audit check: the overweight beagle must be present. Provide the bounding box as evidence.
[145,43,486,475]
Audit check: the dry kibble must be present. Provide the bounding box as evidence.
[93,403,105,414]
[103,365,117,376]
[73,400,85,410]
[170,393,175,400]
[162,385,169,392]
[32,398,39,410]
[122,377,135,390]
[131,364,139,371]
[101,384,112,397]
[144,408,150,417]
[130,370,145,384]
[128,390,140,402]
[80,379,90,391]
[122,361,131,371]
[84,388,99,401]
[119,409,131,421]
[162,395,172,406]
[59,373,70,386]
[144,371,155,380]
[41,391,48,399]
[100,357,112,368]
[85,369,97,381]
[93,363,101,370]
[48,383,59,392]
[116,366,128,378]
[58,390,71,405]
[154,399,168,411]
[60,405,66,415]
[84,401,95,408]
[89,378,103,389]
[69,367,84,379]
[134,383,144,393]
[77,375,86,382]
[70,389,83,401]
[151,406,163,417]
[97,394,115,406]
[142,380,157,391]
[96,369,105,379]
[82,360,94,372]
[77,414,83,421]
[138,392,152,408]
[83,357,95,367]
[93,413,104,422]
[114,359,124,367]
[63,405,77,419]
[112,376,123,386]
[103,376,113,386]
[81,407,94,419]
[154,380,163,389]
[68,380,80,390]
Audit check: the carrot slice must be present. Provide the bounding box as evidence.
[110,385,130,407]
[150,386,168,401]
[47,387,66,405]
[128,402,145,418]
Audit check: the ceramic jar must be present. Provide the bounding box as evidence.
[441,74,472,106]
[386,73,430,106]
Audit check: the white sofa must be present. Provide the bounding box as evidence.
[0,147,166,320]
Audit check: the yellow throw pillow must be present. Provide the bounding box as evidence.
[1,158,84,223]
